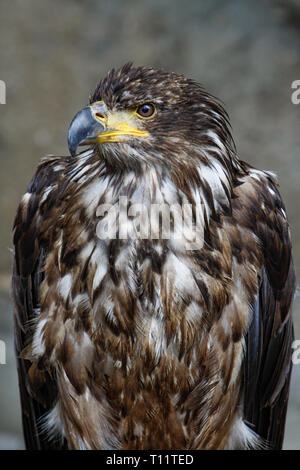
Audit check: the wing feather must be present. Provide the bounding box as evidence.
[12,156,68,449]
[243,173,295,449]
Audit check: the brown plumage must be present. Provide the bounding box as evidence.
[12,64,295,449]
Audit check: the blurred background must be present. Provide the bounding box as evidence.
[0,0,299,449]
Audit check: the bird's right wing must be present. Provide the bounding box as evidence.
[12,156,68,449]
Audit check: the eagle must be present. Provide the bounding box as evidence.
[12,63,295,450]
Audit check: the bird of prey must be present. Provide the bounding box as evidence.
[12,64,295,450]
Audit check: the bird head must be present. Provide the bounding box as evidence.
[68,63,235,170]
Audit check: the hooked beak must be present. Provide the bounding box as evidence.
[68,100,149,157]
[68,101,107,158]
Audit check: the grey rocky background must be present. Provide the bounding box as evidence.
[0,0,299,449]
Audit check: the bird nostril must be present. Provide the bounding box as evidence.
[95,112,106,120]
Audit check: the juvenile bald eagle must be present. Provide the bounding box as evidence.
[12,64,295,450]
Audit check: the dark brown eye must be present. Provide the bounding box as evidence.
[136,103,156,118]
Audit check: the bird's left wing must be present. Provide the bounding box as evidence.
[12,156,68,449]
[241,170,296,449]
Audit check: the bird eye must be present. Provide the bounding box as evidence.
[136,103,156,119]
